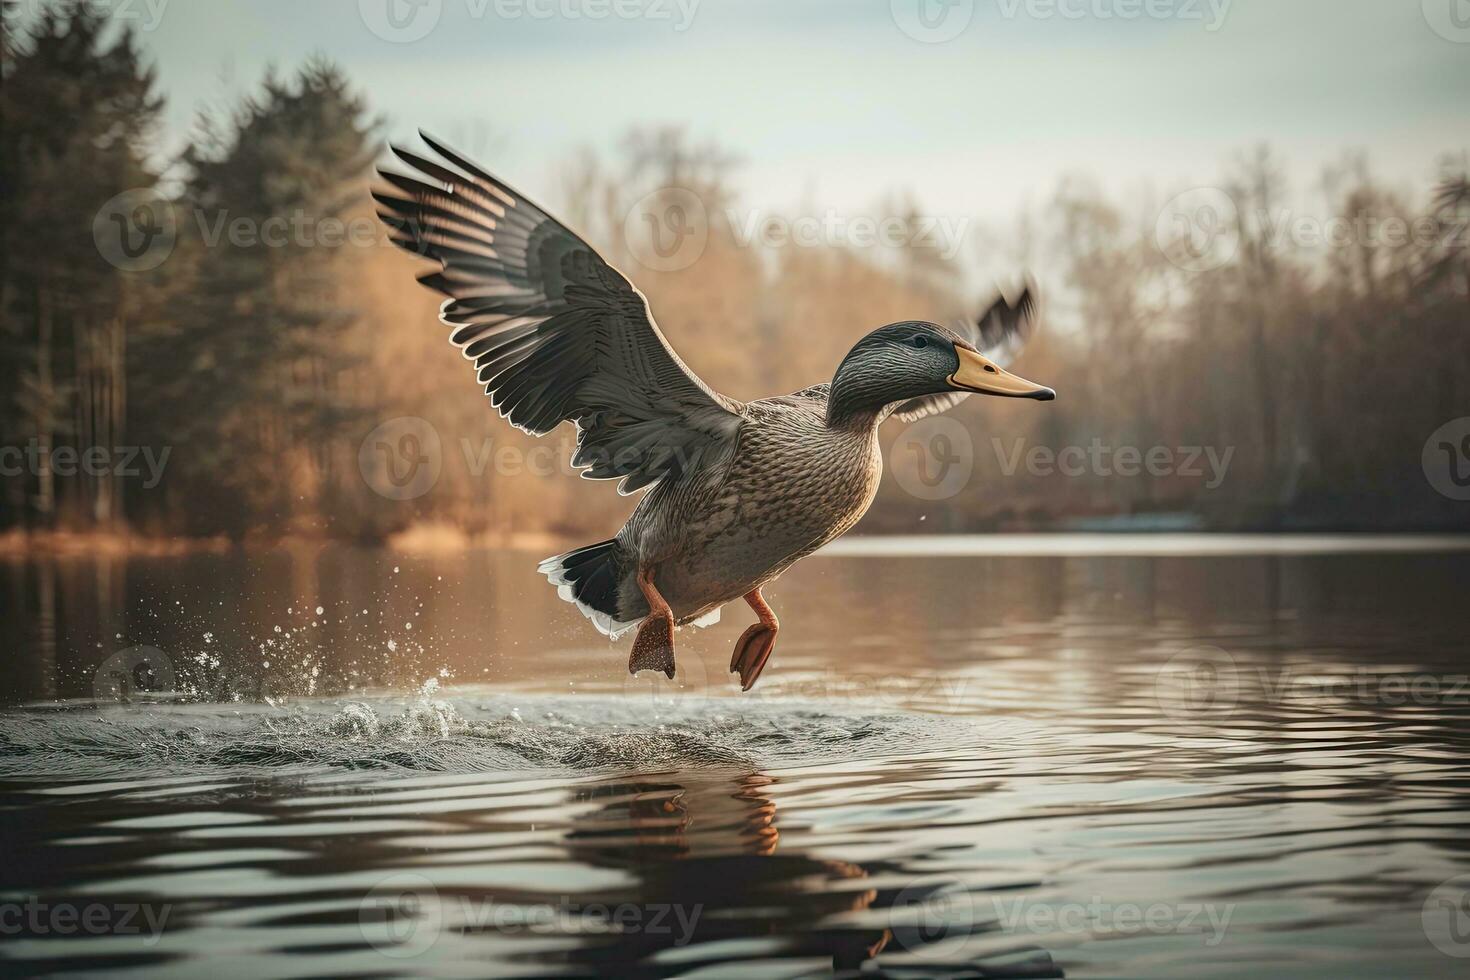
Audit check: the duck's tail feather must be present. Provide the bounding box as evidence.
[538,540,639,639]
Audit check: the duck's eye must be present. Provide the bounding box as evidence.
[910,336,929,350]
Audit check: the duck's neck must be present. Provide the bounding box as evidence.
[824,369,895,432]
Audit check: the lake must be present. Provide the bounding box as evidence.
[2,537,1469,978]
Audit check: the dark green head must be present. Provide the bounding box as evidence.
[827,321,1054,427]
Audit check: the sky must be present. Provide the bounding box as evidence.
[26,0,1470,227]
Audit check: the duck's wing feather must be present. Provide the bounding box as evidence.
[891,279,1039,423]
[376,133,744,495]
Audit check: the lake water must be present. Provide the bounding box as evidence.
[2,537,1469,978]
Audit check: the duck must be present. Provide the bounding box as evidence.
[375,133,1055,691]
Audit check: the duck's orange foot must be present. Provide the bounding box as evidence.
[731,622,778,691]
[629,611,675,679]
[731,587,780,691]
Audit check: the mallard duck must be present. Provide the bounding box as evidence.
[376,134,1055,690]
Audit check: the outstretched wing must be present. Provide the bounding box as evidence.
[375,133,744,494]
[891,278,1041,423]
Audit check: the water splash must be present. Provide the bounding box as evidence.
[0,694,976,780]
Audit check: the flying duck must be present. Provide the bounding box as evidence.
[375,134,1054,691]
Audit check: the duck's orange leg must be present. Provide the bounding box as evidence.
[731,588,779,691]
[629,566,676,679]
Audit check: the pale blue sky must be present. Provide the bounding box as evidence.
[39,0,1470,224]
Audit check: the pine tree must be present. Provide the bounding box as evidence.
[0,3,163,529]
[136,58,379,538]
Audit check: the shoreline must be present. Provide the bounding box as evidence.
[0,524,572,559]
[5,523,1470,559]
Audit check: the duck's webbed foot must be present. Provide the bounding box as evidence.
[629,566,676,679]
[731,588,779,691]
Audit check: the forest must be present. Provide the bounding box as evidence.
[3,5,1467,549]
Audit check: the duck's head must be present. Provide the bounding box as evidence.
[827,320,1054,426]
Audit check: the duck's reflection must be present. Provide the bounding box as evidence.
[550,771,886,975]
[540,771,1061,978]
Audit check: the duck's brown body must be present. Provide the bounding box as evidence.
[613,385,881,629]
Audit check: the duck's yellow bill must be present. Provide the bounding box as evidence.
[948,345,1056,401]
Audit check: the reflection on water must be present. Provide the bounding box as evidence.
[1,540,1468,977]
